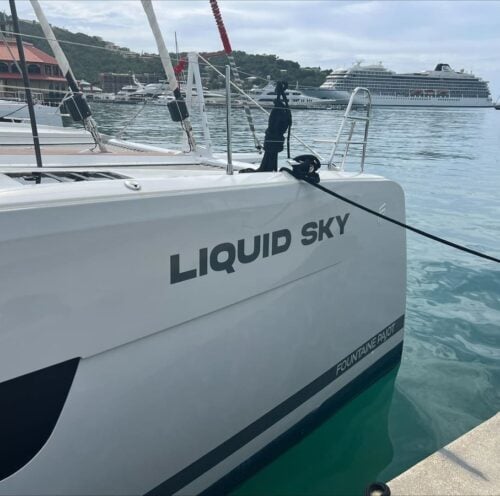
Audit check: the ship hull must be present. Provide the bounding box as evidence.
[0,172,406,495]
[303,88,493,107]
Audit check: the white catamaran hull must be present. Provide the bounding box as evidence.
[0,171,405,495]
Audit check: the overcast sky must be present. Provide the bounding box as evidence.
[3,0,500,97]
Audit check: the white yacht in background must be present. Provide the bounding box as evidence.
[305,62,493,107]
[113,75,147,103]
[250,80,335,109]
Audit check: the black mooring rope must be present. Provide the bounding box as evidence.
[281,167,500,264]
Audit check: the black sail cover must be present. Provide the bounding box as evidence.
[240,81,292,174]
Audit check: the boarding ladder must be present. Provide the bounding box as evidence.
[324,87,372,172]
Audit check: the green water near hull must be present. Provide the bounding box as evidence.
[234,368,400,496]
[86,103,500,494]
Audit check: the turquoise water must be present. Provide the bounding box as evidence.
[88,103,500,494]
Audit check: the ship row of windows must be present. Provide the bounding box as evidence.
[326,74,481,82]
[342,89,489,98]
[326,79,486,89]
[325,76,483,86]
[331,83,489,96]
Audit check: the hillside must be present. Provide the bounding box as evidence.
[6,14,330,89]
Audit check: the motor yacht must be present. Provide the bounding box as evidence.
[249,80,335,109]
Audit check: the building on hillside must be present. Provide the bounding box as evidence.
[99,72,165,93]
[0,38,67,104]
[99,72,134,93]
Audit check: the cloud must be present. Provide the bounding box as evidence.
[1,0,498,95]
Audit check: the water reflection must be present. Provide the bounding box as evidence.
[234,368,400,496]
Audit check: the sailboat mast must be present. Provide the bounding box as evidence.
[174,31,179,64]
[8,0,43,167]
[141,0,196,151]
[29,0,107,152]
[209,0,262,151]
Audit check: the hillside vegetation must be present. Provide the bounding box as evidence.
[9,15,330,89]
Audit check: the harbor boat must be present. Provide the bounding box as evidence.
[305,61,494,107]
[95,75,148,104]
[249,80,335,109]
[150,93,175,105]
[0,98,64,126]
[78,79,103,101]
[0,1,406,494]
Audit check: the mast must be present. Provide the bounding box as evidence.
[209,0,262,151]
[174,31,179,64]
[29,0,107,152]
[9,0,43,167]
[141,0,196,151]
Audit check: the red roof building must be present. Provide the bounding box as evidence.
[0,39,67,103]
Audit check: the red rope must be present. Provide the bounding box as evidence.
[173,59,186,75]
[209,0,232,54]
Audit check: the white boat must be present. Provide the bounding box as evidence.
[305,61,494,107]
[112,75,147,103]
[0,125,406,496]
[249,80,335,109]
[0,2,406,494]
[0,98,63,126]
[0,89,406,496]
[150,93,175,105]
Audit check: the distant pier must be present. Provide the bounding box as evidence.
[388,412,500,495]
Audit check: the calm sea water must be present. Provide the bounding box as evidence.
[87,102,500,495]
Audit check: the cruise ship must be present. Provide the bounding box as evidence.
[304,62,493,107]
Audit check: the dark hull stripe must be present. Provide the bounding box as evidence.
[146,316,405,495]
[202,341,403,496]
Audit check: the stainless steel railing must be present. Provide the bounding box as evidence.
[326,87,372,172]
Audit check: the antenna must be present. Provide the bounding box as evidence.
[9,0,43,167]
[141,0,196,151]
[174,31,179,63]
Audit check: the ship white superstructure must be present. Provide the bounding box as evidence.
[305,62,493,107]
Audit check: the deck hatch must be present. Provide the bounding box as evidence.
[6,171,129,184]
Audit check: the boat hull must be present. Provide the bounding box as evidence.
[303,88,494,107]
[0,172,406,494]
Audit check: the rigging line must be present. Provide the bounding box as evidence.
[1,27,319,91]
[8,0,42,168]
[0,103,29,119]
[198,53,322,160]
[281,168,500,264]
[0,83,68,95]
[209,0,261,151]
[1,28,325,88]
[0,27,141,54]
[115,100,148,139]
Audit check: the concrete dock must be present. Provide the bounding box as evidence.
[388,412,500,495]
